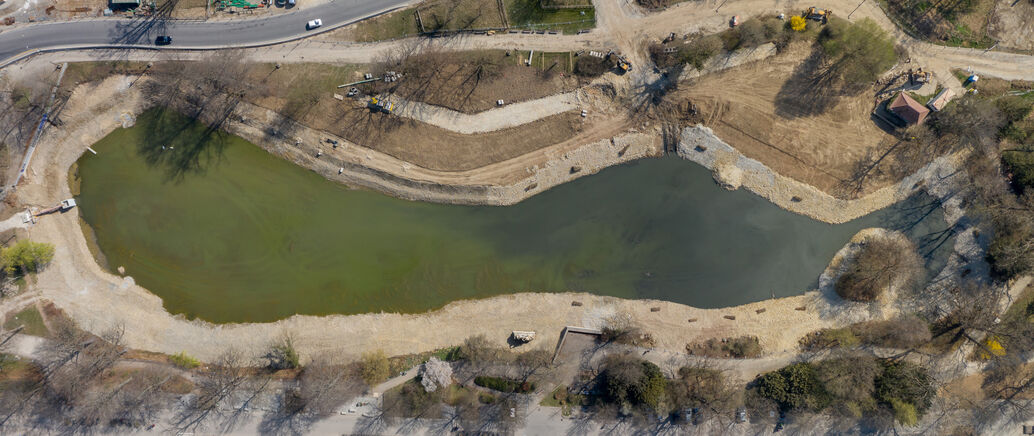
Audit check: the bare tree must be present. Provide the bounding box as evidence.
[835,234,923,302]
[173,350,262,433]
[259,355,361,435]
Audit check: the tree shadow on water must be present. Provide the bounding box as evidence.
[135,108,231,183]
[877,193,961,275]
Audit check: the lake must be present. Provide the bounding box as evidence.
[73,109,954,323]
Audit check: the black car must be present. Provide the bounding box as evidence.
[155,36,172,45]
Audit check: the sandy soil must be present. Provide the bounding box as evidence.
[678,43,898,196]
[989,0,1034,53]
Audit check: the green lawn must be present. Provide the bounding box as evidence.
[506,0,595,34]
[908,87,942,106]
[348,0,595,41]
[349,9,421,42]
[3,305,48,337]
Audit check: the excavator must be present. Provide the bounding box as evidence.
[805,7,831,23]
[606,51,632,73]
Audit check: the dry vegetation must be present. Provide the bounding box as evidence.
[835,235,923,302]
[56,48,595,171]
[370,48,581,114]
[882,0,997,48]
[231,52,589,170]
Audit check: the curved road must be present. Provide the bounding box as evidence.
[0,0,410,65]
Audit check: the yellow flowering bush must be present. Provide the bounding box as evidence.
[790,16,807,32]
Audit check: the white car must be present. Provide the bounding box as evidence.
[306,19,322,30]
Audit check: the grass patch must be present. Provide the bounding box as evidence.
[3,305,48,337]
[506,0,594,34]
[442,383,475,405]
[348,9,421,41]
[0,353,35,377]
[878,0,996,49]
[169,352,201,370]
[387,346,463,376]
[686,336,761,358]
[909,87,942,106]
[61,61,149,93]
[540,384,586,415]
[474,375,535,393]
[0,353,41,392]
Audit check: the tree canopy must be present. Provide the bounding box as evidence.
[2,240,55,276]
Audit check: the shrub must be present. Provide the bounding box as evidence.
[1,240,55,276]
[979,336,1007,360]
[478,391,496,404]
[835,236,922,302]
[599,355,667,410]
[574,55,609,77]
[799,328,859,351]
[875,361,934,414]
[268,337,300,370]
[789,16,807,32]
[1003,150,1034,194]
[756,362,828,411]
[678,35,723,69]
[458,334,499,363]
[691,335,763,357]
[725,336,762,358]
[851,316,932,349]
[815,354,880,406]
[383,379,441,418]
[169,352,201,369]
[890,398,919,426]
[932,96,1006,146]
[996,95,1034,125]
[737,19,768,48]
[669,366,733,412]
[474,376,535,393]
[986,210,1034,278]
[359,350,391,386]
[600,326,655,347]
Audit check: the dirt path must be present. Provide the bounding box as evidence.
[391,91,583,134]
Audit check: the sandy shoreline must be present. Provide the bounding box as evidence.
[6,71,970,364]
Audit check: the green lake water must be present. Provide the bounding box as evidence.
[74,109,955,323]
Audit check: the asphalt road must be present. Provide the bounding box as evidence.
[0,0,411,65]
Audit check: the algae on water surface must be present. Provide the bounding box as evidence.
[74,109,954,323]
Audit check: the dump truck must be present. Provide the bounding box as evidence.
[805,7,831,22]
